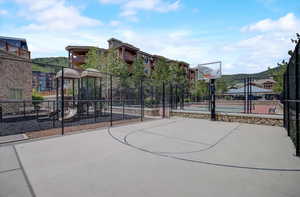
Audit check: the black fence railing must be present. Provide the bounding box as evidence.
[0,58,171,142]
[283,41,300,156]
[171,76,282,117]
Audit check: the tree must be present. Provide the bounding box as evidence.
[151,57,171,86]
[131,56,146,85]
[216,79,228,94]
[169,62,187,86]
[271,33,299,93]
[191,80,209,97]
[82,47,101,70]
[271,60,287,93]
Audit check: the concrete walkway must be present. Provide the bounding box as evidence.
[1,117,300,197]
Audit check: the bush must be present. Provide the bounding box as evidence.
[144,97,160,106]
[184,98,191,103]
[32,89,44,109]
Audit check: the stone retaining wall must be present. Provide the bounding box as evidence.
[171,111,283,126]
[112,107,160,116]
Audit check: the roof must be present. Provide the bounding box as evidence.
[108,37,123,43]
[65,46,101,51]
[0,36,26,42]
[56,68,80,79]
[137,50,152,57]
[253,78,276,84]
[108,37,140,51]
[226,85,273,94]
[81,68,102,78]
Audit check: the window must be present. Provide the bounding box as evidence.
[9,88,23,100]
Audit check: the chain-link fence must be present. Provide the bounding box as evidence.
[0,58,168,142]
[283,41,300,156]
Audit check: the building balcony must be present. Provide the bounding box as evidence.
[0,40,31,59]
[123,52,136,62]
[72,55,86,64]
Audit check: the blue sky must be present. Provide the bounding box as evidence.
[0,0,300,74]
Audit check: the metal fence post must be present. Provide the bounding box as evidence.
[283,73,287,128]
[122,99,125,120]
[163,82,165,118]
[295,43,300,156]
[52,100,55,127]
[250,77,253,113]
[244,78,246,113]
[110,74,113,127]
[56,78,59,120]
[140,79,144,121]
[170,84,173,109]
[0,105,2,122]
[287,59,290,136]
[210,79,216,121]
[23,100,26,117]
[61,67,64,135]
[175,84,178,109]
[181,85,184,110]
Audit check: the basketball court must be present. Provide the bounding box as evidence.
[1,117,300,197]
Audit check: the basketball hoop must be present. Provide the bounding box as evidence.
[197,61,222,80]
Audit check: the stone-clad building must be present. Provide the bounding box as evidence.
[0,37,32,101]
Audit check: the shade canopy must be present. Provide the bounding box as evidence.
[226,85,273,95]
[81,68,102,78]
[56,68,80,79]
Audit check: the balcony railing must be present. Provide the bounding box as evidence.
[0,40,31,59]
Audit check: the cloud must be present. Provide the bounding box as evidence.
[14,0,101,31]
[123,0,180,13]
[223,13,300,73]
[109,20,121,26]
[0,9,7,15]
[100,0,180,20]
[241,13,300,32]
[4,1,299,74]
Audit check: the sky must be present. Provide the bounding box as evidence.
[0,0,300,74]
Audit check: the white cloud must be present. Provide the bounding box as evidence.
[99,0,127,4]
[100,0,180,20]
[4,1,299,75]
[14,0,101,31]
[109,20,121,26]
[0,9,7,15]
[123,0,180,13]
[242,13,300,32]
[223,13,300,73]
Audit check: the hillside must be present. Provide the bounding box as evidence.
[220,67,279,86]
[32,57,68,72]
[31,57,278,86]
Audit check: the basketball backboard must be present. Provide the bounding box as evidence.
[197,61,222,80]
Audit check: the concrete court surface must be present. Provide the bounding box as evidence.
[1,117,300,197]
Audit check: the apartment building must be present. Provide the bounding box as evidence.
[0,36,32,101]
[66,38,195,83]
[32,71,55,92]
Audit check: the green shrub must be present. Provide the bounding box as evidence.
[144,97,153,106]
[32,89,44,109]
[184,98,191,103]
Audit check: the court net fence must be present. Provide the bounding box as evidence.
[283,41,300,156]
